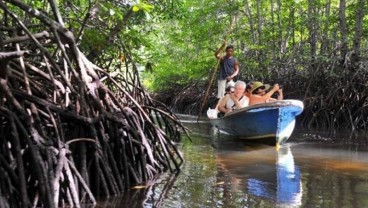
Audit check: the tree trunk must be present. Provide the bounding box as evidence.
[276,0,285,55]
[339,0,348,60]
[320,0,331,55]
[352,0,366,59]
[290,4,296,47]
[256,0,263,66]
[307,0,317,70]
[244,0,256,45]
[270,0,276,60]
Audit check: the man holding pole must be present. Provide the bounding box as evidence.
[215,43,239,98]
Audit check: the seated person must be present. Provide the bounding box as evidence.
[249,81,282,105]
[207,82,235,118]
[244,81,254,98]
[215,83,235,110]
[218,80,249,115]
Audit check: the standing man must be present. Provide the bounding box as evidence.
[215,43,239,98]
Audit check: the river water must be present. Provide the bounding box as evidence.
[97,114,368,208]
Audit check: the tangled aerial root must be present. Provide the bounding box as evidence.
[0,1,187,207]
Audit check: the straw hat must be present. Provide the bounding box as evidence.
[251,81,270,93]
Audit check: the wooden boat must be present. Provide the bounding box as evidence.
[208,99,304,145]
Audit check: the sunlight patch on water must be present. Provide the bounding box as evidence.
[323,160,368,172]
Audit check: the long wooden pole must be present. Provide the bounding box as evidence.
[198,16,236,119]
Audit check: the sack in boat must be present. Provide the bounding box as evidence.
[207,108,218,119]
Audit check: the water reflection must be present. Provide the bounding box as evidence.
[275,147,302,206]
[246,146,302,206]
[215,143,302,207]
[95,115,368,208]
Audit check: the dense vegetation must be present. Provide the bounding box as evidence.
[142,0,368,131]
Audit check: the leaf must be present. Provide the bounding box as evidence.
[141,3,154,12]
[132,6,140,12]
[109,8,115,16]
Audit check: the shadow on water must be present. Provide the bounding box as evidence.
[95,114,368,208]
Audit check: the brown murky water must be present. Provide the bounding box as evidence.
[96,115,368,208]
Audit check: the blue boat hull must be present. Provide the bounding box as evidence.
[209,100,304,144]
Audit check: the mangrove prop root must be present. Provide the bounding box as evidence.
[0,1,187,207]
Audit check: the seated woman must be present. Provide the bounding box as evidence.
[218,80,249,115]
[249,81,282,105]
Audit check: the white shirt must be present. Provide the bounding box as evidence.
[225,96,249,109]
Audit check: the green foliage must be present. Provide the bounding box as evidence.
[143,0,241,91]
[140,0,368,95]
[18,0,365,96]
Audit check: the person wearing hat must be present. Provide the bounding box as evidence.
[249,81,282,105]
[215,44,239,98]
[218,80,249,116]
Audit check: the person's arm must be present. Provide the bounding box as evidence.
[215,97,224,110]
[227,60,239,80]
[218,95,231,113]
[215,42,226,59]
[230,94,243,109]
[277,88,283,100]
[263,84,279,100]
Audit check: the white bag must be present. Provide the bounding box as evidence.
[207,108,218,119]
